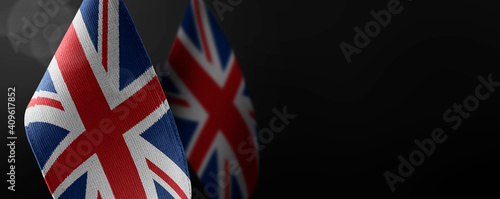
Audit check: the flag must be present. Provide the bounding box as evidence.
[24,0,191,198]
[161,0,259,198]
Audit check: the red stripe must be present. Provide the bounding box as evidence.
[165,94,190,108]
[27,97,64,111]
[45,24,166,198]
[193,0,213,64]
[146,159,188,199]
[249,110,255,120]
[102,0,108,72]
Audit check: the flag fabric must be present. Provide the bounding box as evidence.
[24,0,191,198]
[162,0,259,198]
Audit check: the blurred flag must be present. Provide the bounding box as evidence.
[162,0,259,198]
[24,0,191,198]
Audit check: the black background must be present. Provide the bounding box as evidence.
[1,0,499,198]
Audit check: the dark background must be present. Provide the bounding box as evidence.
[1,0,499,198]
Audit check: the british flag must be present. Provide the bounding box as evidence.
[24,0,191,198]
[161,0,259,198]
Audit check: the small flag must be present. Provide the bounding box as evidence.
[24,0,191,198]
[162,0,259,198]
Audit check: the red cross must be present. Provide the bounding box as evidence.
[169,37,258,194]
[43,24,166,198]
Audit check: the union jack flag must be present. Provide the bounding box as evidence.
[161,0,259,198]
[24,0,191,198]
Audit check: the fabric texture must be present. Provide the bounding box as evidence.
[24,0,191,198]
